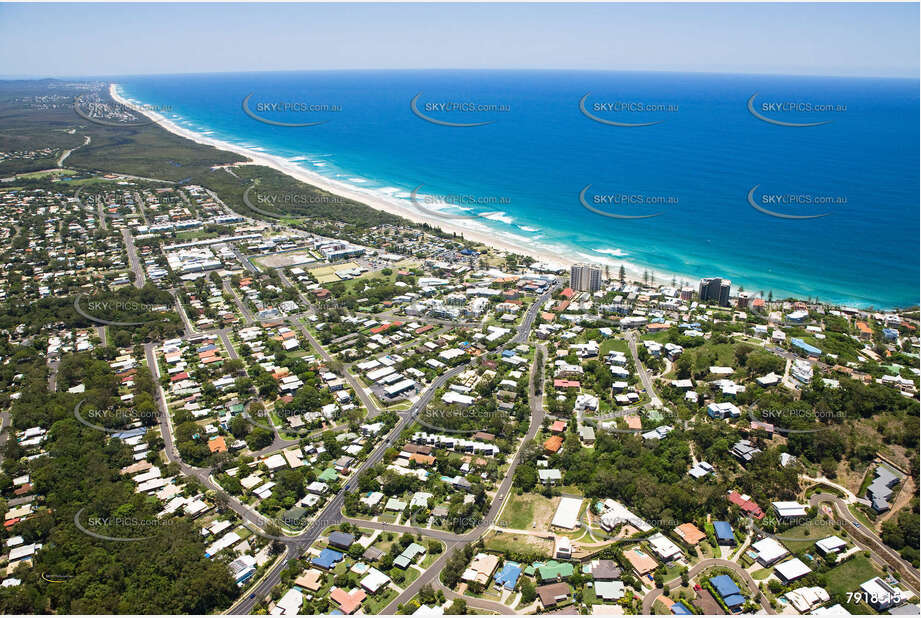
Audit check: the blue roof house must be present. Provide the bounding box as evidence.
[494,561,522,590]
[311,548,344,570]
[713,521,735,545]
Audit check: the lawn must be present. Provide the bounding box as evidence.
[600,339,629,355]
[824,554,885,598]
[750,567,773,581]
[396,565,421,588]
[420,546,444,568]
[652,600,671,615]
[777,516,839,553]
[483,531,552,559]
[500,492,557,530]
[363,587,398,614]
[689,341,738,368]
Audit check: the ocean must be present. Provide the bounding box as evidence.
[117,70,919,308]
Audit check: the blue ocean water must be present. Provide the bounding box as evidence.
[118,70,919,308]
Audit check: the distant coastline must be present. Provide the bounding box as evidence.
[110,83,693,289]
[110,81,916,310]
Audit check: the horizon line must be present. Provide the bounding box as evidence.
[1,67,918,81]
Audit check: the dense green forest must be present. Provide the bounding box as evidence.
[0,353,237,613]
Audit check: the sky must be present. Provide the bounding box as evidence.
[0,3,918,78]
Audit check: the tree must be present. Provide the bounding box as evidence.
[520,578,537,603]
[447,600,467,615]
[229,414,250,438]
[419,584,437,605]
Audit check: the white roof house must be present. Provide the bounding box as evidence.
[647,532,683,561]
[752,537,789,565]
[442,391,475,406]
[775,558,812,583]
[815,536,847,555]
[264,454,287,471]
[859,577,908,610]
[772,501,808,518]
[270,588,304,615]
[784,586,830,612]
[360,567,391,593]
[551,497,582,530]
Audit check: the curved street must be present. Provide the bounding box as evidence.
[641,558,773,615]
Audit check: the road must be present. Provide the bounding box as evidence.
[288,317,385,418]
[625,329,662,408]
[122,227,146,288]
[47,358,60,393]
[228,284,556,614]
[57,134,90,167]
[170,289,197,334]
[223,279,256,323]
[132,190,150,226]
[809,492,920,595]
[0,410,10,463]
[144,342,276,536]
[378,288,554,613]
[218,330,240,361]
[231,242,258,274]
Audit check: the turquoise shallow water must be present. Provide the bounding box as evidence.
[119,70,919,308]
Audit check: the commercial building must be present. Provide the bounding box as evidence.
[570,263,602,292]
[698,277,731,306]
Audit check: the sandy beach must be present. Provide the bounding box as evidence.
[111,83,680,284]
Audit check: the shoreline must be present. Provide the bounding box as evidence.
[109,83,687,286]
[108,84,910,309]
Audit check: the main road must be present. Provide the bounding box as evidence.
[122,227,146,288]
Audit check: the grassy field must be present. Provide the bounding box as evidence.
[363,587,398,615]
[824,554,884,598]
[309,262,361,284]
[777,516,839,553]
[501,492,558,530]
[750,566,773,580]
[16,167,77,179]
[600,338,629,355]
[397,565,422,588]
[483,531,552,559]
